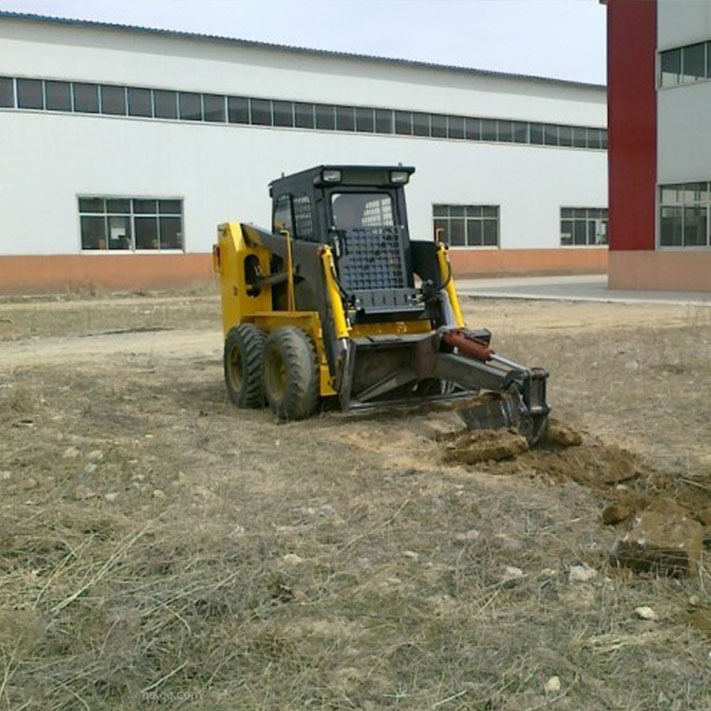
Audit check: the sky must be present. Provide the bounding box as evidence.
[0,0,607,84]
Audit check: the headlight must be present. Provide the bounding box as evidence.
[389,170,410,184]
[322,169,342,183]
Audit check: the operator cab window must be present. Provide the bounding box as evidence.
[330,193,394,231]
[272,194,294,234]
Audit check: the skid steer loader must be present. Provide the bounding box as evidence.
[213,165,550,443]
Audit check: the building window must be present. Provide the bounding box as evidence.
[2,74,608,151]
[79,197,184,251]
[433,205,499,247]
[659,182,710,248]
[660,41,710,87]
[560,208,608,246]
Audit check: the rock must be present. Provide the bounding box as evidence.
[602,504,632,525]
[152,489,165,499]
[544,676,561,694]
[85,463,98,474]
[611,509,703,577]
[545,419,583,447]
[689,595,700,607]
[403,550,419,561]
[1,471,11,481]
[634,605,658,620]
[625,360,640,371]
[62,446,80,459]
[104,492,119,502]
[453,529,480,544]
[568,564,597,583]
[282,553,304,565]
[87,450,104,461]
[20,477,38,490]
[501,566,524,583]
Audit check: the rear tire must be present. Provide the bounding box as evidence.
[224,324,267,408]
[263,327,319,420]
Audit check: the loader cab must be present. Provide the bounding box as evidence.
[269,165,421,319]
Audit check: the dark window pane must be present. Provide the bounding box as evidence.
[448,116,464,139]
[465,117,481,140]
[683,43,705,82]
[561,208,574,218]
[355,107,374,132]
[108,216,131,250]
[0,77,13,108]
[544,124,559,146]
[481,119,497,141]
[511,122,528,143]
[661,48,681,86]
[100,85,126,115]
[431,114,447,138]
[587,127,602,149]
[159,199,182,214]
[336,106,355,131]
[561,220,573,245]
[466,220,482,246]
[395,111,412,135]
[433,205,448,218]
[133,199,157,214]
[294,102,314,128]
[573,220,587,245]
[203,94,225,122]
[661,184,682,204]
[530,123,544,144]
[128,87,152,117]
[466,206,483,218]
[179,92,202,121]
[45,81,71,111]
[159,217,183,249]
[228,96,249,124]
[17,79,43,109]
[79,198,104,213]
[559,125,572,147]
[449,219,465,246]
[81,216,106,250]
[482,220,498,246]
[315,104,335,130]
[413,112,429,136]
[708,40,711,79]
[135,217,159,249]
[498,120,514,142]
[73,83,99,113]
[572,126,587,148]
[601,129,608,149]
[273,100,294,127]
[482,206,497,218]
[154,90,177,119]
[449,206,465,218]
[250,99,272,125]
[684,206,707,245]
[106,199,130,213]
[573,208,586,218]
[660,206,683,246]
[375,109,392,133]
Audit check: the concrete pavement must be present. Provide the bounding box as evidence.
[456,274,711,306]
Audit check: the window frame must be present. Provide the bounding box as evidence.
[658,181,711,249]
[559,207,609,247]
[433,204,500,249]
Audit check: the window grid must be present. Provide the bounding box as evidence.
[660,41,711,86]
[560,207,608,246]
[659,182,711,248]
[78,197,184,252]
[433,204,499,247]
[0,75,607,150]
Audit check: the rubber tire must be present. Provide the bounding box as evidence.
[262,327,319,421]
[224,324,267,408]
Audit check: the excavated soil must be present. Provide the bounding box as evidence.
[441,418,711,532]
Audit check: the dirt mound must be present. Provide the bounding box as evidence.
[441,428,528,465]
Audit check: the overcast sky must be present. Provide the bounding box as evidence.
[0,0,607,84]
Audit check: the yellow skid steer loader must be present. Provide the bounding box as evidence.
[213,165,549,442]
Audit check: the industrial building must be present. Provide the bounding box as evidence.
[607,0,711,291]
[0,12,608,293]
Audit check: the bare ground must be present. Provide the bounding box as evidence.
[1,292,711,709]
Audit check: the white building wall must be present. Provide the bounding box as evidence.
[657,1,711,185]
[0,17,607,257]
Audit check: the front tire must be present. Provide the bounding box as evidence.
[262,327,319,421]
[224,324,267,408]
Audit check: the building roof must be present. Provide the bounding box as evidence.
[0,10,606,92]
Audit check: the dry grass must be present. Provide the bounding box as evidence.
[1,295,711,709]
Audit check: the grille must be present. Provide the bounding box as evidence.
[338,227,407,291]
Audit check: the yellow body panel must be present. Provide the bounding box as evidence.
[215,222,272,335]
[436,243,465,328]
[350,320,432,338]
[320,246,350,340]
